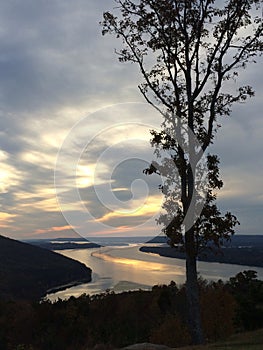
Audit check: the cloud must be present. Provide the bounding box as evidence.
[0,212,17,229]
[96,193,162,225]
[0,0,261,239]
[34,225,73,235]
[0,0,140,115]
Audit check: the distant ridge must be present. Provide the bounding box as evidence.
[140,235,263,267]
[29,240,101,251]
[0,235,92,301]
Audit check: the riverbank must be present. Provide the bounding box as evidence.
[45,277,93,295]
[139,245,263,268]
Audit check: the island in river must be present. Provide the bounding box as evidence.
[0,235,92,301]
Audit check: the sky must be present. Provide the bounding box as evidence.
[0,0,262,241]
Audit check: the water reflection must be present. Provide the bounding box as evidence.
[46,245,263,302]
[92,250,178,272]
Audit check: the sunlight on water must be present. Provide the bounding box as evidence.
[46,245,263,302]
[92,250,183,273]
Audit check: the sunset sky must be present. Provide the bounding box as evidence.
[0,0,262,240]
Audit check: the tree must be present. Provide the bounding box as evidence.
[227,270,263,330]
[101,0,262,344]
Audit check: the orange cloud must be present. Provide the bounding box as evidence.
[96,194,163,224]
[34,225,73,235]
[90,225,133,236]
[85,223,158,238]
[0,212,16,228]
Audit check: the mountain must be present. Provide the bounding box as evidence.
[0,235,92,301]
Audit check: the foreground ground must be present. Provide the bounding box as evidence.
[178,328,263,349]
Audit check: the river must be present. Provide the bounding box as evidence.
[46,244,263,301]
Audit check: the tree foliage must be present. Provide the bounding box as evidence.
[0,276,247,349]
[102,0,262,344]
[102,0,262,253]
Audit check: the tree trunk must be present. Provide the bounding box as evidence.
[185,250,205,345]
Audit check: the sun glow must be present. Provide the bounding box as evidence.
[34,225,73,235]
[0,212,17,228]
[76,164,96,188]
[96,194,163,224]
[0,151,21,192]
[92,251,166,271]
[21,151,55,168]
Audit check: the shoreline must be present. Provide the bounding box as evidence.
[45,277,92,297]
[139,245,263,268]
[90,245,263,271]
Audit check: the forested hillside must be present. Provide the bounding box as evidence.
[0,235,92,300]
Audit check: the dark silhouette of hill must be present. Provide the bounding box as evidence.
[0,235,92,301]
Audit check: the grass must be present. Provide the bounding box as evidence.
[177,328,263,350]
